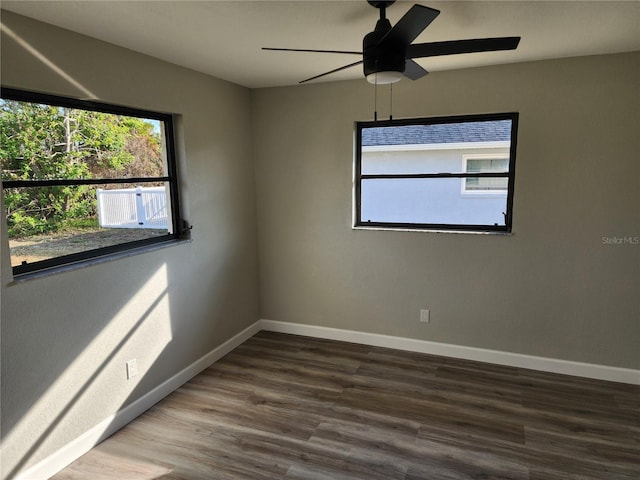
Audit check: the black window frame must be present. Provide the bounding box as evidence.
[354,112,519,233]
[1,87,185,277]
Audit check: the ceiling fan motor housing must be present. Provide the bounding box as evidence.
[363,18,406,78]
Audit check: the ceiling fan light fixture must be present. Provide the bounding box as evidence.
[366,71,403,84]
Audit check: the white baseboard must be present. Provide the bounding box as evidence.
[15,320,262,480]
[260,319,640,385]
[17,317,639,479]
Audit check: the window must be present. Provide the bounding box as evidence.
[355,113,518,233]
[462,155,509,193]
[1,88,185,277]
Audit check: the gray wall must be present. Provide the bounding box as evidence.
[252,52,640,370]
[1,11,259,478]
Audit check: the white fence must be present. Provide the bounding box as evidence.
[97,186,169,230]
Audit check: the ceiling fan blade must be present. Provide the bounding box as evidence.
[407,37,521,59]
[403,59,428,80]
[299,60,364,84]
[378,5,440,48]
[263,47,361,55]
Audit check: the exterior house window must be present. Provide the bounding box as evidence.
[354,112,518,233]
[462,155,509,193]
[1,87,186,277]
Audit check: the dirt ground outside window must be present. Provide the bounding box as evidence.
[9,228,167,266]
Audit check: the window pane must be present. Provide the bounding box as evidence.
[362,149,467,175]
[465,177,508,191]
[361,178,507,226]
[5,183,172,268]
[361,120,512,175]
[466,158,508,173]
[0,100,166,181]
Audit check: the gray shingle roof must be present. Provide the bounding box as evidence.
[362,120,511,146]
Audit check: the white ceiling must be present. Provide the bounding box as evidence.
[2,0,639,89]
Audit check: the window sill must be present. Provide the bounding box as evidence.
[352,225,513,235]
[8,237,192,284]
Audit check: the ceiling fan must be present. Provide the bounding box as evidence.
[263,1,520,84]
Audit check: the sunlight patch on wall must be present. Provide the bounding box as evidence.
[4,263,173,478]
[0,22,96,99]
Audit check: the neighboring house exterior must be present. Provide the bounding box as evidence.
[361,120,512,226]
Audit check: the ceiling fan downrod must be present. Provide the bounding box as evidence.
[367,1,396,15]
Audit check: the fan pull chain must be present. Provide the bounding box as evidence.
[389,82,393,122]
[373,73,378,122]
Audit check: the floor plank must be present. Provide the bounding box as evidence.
[51,331,640,479]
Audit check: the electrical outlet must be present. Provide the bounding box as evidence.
[420,309,430,323]
[126,359,138,379]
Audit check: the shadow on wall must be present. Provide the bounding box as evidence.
[2,263,172,479]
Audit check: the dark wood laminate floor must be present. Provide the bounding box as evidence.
[52,331,640,479]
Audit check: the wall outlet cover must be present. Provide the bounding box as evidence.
[126,359,138,379]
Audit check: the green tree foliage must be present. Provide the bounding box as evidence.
[0,100,163,237]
